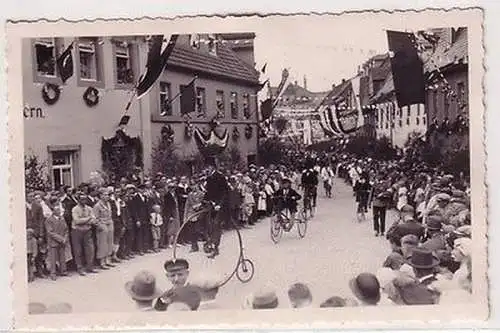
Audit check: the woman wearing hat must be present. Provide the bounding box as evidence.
[93,188,115,270]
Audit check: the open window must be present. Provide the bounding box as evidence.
[115,41,135,85]
[34,38,57,77]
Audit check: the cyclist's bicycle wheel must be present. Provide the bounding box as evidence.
[236,258,255,283]
[270,214,283,243]
[297,218,307,238]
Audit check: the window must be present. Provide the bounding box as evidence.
[78,38,98,81]
[407,106,411,118]
[159,82,172,116]
[417,104,421,116]
[423,117,427,125]
[51,151,74,190]
[406,118,410,126]
[230,92,238,119]
[115,42,134,85]
[399,119,403,127]
[243,93,251,119]
[34,38,57,77]
[416,117,420,125]
[216,90,225,118]
[196,87,206,116]
[457,82,466,104]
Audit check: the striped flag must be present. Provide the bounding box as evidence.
[56,43,74,83]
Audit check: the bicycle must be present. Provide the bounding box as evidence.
[172,200,255,285]
[302,186,316,220]
[270,201,307,244]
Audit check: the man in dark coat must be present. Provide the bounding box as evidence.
[128,184,149,255]
[175,176,191,244]
[203,161,230,257]
[274,178,302,224]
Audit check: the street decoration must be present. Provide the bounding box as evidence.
[101,129,143,183]
[41,83,61,106]
[56,42,74,84]
[193,121,229,157]
[83,86,99,107]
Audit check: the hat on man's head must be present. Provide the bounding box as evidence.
[401,234,419,247]
[125,270,163,302]
[407,247,440,269]
[251,289,279,309]
[287,282,312,301]
[164,258,189,273]
[435,193,451,202]
[320,296,347,308]
[425,215,443,231]
[400,205,415,214]
[349,273,381,305]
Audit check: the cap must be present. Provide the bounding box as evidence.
[164,258,189,273]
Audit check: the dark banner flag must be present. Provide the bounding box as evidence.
[387,30,425,108]
[136,34,179,99]
[56,43,74,83]
[260,98,273,121]
[180,78,197,115]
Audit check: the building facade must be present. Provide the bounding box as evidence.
[23,33,261,190]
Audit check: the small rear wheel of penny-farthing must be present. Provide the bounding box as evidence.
[236,258,255,283]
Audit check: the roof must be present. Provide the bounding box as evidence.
[424,28,468,73]
[371,56,392,81]
[370,71,394,103]
[167,42,260,85]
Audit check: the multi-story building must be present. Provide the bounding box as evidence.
[23,33,261,189]
[270,78,329,144]
[423,28,468,153]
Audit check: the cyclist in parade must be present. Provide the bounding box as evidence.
[274,178,302,225]
[301,160,319,208]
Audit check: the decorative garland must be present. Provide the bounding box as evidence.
[232,127,240,141]
[184,121,194,140]
[244,124,253,139]
[83,86,99,107]
[41,83,61,106]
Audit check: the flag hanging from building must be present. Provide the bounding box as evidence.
[180,77,197,115]
[136,34,179,99]
[386,30,425,108]
[56,43,74,84]
[260,98,273,121]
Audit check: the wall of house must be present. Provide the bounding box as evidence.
[23,37,152,187]
[149,70,259,168]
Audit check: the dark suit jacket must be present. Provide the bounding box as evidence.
[204,171,229,205]
[30,202,45,238]
[274,188,302,211]
[162,192,179,221]
[62,196,78,226]
[175,185,191,210]
[301,169,319,187]
[128,194,149,224]
[393,222,425,240]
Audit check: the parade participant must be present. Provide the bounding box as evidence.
[71,193,97,276]
[274,178,302,223]
[287,283,313,308]
[370,179,392,236]
[301,160,319,208]
[349,273,381,306]
[320,164,334,198]
[150,204,163,252]
[354,177,371,222]
[128,184,149,255]
[153,259,191,310]
[125,270,163,312]
[93,188,115,270]
[45,199,69,280]
[203,159,230,258]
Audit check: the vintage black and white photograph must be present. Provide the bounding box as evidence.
[8,8,487,328]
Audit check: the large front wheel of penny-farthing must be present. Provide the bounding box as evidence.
[236,258,255,283]
[172,208,208,261]
[270,215,283,244]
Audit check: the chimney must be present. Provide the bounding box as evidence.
[303,75,307,90]
[294,80,298,86]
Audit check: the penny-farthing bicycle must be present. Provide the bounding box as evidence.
[172,201,255,285]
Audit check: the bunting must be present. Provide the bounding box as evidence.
[193,127,229,156]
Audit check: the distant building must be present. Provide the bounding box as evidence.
[270,78,329,144]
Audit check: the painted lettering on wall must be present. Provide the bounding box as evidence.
[23,106,45,119]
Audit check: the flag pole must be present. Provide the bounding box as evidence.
[161,76,197,113]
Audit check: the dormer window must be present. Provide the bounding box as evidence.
[208,34,217,56]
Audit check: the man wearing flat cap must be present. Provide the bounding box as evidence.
[153,258,192,310]
[422,215,447,252]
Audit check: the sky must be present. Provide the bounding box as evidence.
[253,28,389,93]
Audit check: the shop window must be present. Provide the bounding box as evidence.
[230,92,238,119]
[159,82,172,116]
[216,90,225,118]
[51,151,75,190]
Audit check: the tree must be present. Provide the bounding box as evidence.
[151,138,184,177]
[24,152,51,192]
